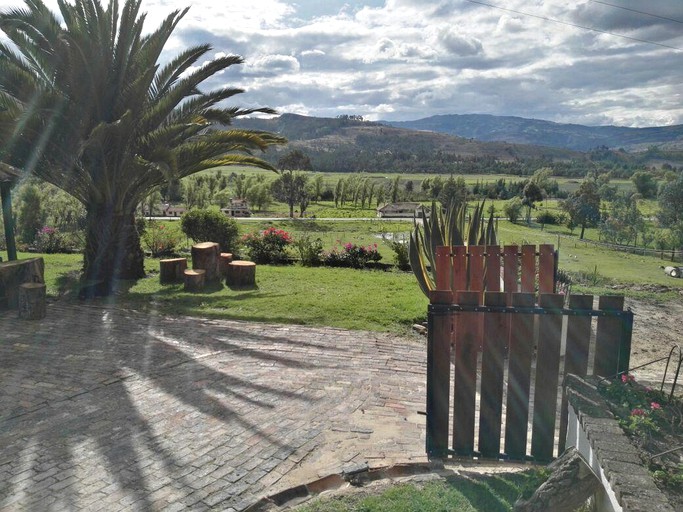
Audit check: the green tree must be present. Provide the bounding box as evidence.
[271,172,309,218]
[277,150,312,217]
[438,176,468,207]
[0,0,282,292]
[561,176,601,239]
[600,193,644,246]
[504,197,523,224]
[631,171,658,199]
[16,183,46,243]
[658,175,683,248]
[522,181,544,224]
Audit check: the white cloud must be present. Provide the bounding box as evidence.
[1,0,681,127]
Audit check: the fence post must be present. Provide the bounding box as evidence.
[426,290,452,458]
[594,295,626,379]
[453,290,480,456]
[531,293,564,462]
[558,294,593,453]
[479,291,507,458]
[504,292,535,460]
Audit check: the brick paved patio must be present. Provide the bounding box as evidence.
[0,303,427,511]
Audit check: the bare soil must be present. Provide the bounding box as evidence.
[626,296,683,386]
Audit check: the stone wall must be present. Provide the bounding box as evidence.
[564,374,674,512]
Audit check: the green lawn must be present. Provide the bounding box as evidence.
[295,470,547,512]
[6,214,683,333]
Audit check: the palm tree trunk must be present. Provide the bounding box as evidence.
[82,205,145,294]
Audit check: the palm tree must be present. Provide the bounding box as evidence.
[0,0,284,292]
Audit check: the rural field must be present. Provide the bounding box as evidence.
[24,213,683,362]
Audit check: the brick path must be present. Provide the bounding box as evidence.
[0,303,427,511]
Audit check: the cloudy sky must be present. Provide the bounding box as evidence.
[2,0,682,127]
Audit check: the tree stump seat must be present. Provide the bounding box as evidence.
[218,253,233,278]
[226,260,256,288]
[159,257,187,284]
[191,242,220,283]
[18,282,46,320]
[183,269,206,292]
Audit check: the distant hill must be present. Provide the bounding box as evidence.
[382,114,683,152]
[231,114,585,174]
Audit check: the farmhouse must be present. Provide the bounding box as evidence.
[221,198,252,217]
[377,202,428,218]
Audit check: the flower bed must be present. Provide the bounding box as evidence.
[599,375,683,510]
[565,374,676,511]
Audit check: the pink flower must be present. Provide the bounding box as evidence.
[650,402,661,410]
[621,374,635,384]
[630,408,646,417]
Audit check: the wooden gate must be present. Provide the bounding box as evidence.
[426,244,634,461]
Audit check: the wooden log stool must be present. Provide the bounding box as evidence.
[191,242,220,283]
[18,282,46,320]
[218,253,233,278]
[183,269,206,292]
[159,257,187,284]
[226,260,256,288]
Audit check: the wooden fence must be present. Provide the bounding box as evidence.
[426,244,633,461]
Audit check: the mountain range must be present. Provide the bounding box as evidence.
[231,113,683,174]
[382,114,683,152]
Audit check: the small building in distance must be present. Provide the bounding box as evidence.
[158,204,187,217]
[221,198,252,218]
[377,202,429,219]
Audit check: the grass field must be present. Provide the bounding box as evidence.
[7,215,682,333]
[295,470,547,512]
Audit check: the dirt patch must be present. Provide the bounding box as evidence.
[626,297,683,385]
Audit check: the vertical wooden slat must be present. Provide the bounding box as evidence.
[503,245,518,297]
[469,245,486,349]
[435,246,451,290]
[504,292,535,460]
[425,294,452,457]
[538,244,556,294]
[469,245,485,292]
[594,295,626,378]
[453,290,480,456]
[479,291,507,458]
[531,293,564,462]
[521,245,536,293]
[557,294,593,452]
[485,245,501,292]
[451,245,468,294]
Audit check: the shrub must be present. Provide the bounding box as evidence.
[536,211,564,225]
[504,198,523,223]
[294,235,324,266]
[180,208,239,253]
[141,220,182,257]
[242,227,292,264]
[386,238,410,271]
[323,242,382,269]
[34,226,74,253]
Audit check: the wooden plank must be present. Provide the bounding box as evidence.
[593,295,626,379]
[531,293,564,462]
[521,245,536,294]
[504,292,535,460]
[485,245,501,292]
[425,305,452,457]
[478,291,507,458]
[538,244,556,294]
[435,246,451,291]
[453,290,480,456]
[503,245,518,297]
[557,294,593,453]
[451,245,468,293]
[468,245,485,292]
